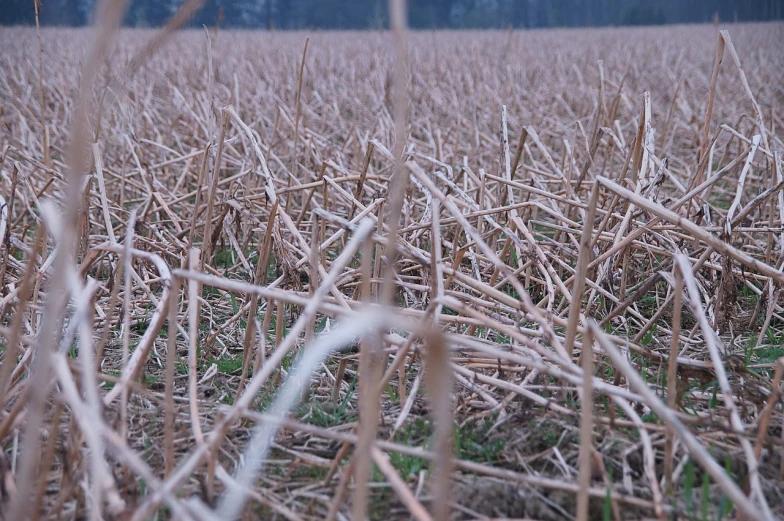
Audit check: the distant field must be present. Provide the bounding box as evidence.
[0,22,783,520]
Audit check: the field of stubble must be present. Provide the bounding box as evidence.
[1,21,784,521]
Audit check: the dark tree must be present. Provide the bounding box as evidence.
[1,0,781,28]
[0,0,35,25]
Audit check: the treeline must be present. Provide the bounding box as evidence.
[1,0,782,29]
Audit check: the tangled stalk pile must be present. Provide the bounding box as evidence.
[0,14,783,521]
